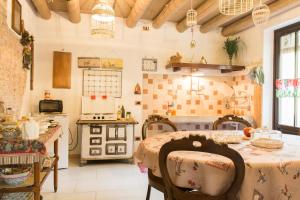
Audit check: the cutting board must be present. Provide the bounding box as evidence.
[53,51,72,89]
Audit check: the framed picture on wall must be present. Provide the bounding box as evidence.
[11,0,22,35]
[142,58,157,72]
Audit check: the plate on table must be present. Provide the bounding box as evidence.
[251,138,283,149]
[213,132,243,144]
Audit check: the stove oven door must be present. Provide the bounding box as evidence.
[106,125,127,141]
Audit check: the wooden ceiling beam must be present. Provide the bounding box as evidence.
[176,0,219,33]
[152,0,187,29]
[200,0,272,33]
[31,0,51,20]
[126,0,153,28]
[125,0,136,7]
[66,0,81,23]
[222,0,300,36]
[200,15,241,33]
[115,0,132,18]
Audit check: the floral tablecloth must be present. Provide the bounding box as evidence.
[0,126,61,165]
[135,131,300,200]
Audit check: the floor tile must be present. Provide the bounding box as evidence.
[42,192,96,200]
[41,158,164,200]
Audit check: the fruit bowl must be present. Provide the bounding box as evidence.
[0,122,22,139]
[0,127,22,139]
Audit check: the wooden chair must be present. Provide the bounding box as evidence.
[142,115,178,140]
[159,135,245,200]
[142,115,178,200]
[212,115,251,130]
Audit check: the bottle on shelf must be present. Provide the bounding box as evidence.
[121,105,125,119]
[117,106,122,120]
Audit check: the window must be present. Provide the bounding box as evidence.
[274,21,300,135]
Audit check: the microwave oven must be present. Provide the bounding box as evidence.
[39,100,63,113]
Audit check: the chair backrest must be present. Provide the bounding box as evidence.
[212,115,251,130]
[142,115,178,140]
[159,135,245,200]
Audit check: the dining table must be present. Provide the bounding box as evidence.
[135,130,300,200]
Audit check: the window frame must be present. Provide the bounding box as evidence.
[273,21,300,135]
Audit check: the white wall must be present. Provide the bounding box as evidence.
[6,0,37,116]
[235,6,300,129]
[30,12,226,154]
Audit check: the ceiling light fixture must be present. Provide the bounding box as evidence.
[219,0,253,16]
[91,0,115,38]
[252,0,270,26]
[186,0,197,27]
[186,0,197,49]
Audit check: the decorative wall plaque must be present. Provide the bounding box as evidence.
[78,57,101,68]
[78,57,123,69]
[142,58,157,72]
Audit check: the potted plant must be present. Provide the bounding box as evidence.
[223,37,240,65]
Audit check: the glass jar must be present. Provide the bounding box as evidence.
[126,112,131,119]
[44,90,51,100]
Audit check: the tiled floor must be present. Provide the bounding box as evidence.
[42,158,164,200]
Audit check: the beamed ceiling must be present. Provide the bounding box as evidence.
[29,0,300,36]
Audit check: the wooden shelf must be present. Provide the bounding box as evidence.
[166,63,245,73]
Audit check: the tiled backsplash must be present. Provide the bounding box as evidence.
[142,73,254,120]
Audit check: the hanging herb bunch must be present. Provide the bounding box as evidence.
[223,37,240,66]
[20,30,34,70]
[250,66,264,85]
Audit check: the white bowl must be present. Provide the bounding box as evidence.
[0,170,30,185]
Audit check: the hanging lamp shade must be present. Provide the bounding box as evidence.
[186,9,197,27]
[186,0,197,27]
[219,0,254,16]
[252,2,270,25]
[91,0,115,38]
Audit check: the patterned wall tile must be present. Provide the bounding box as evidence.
[142,73,254,122]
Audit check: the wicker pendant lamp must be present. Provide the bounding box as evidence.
[252,0,270,25]
[91,0,115,38]
[186,0,197,27]
[219,0,254,16]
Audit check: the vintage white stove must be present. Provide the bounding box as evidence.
[78,96,137,165]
